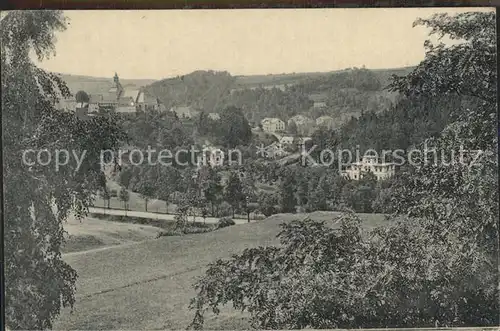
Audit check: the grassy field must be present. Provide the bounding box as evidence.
[62,215,164,254]
[54,211,389,330]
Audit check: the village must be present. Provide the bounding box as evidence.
[61,72,396,181]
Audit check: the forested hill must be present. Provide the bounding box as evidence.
[144,70,235,111]
[142,67,414,123]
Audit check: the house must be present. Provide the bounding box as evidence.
[136,90,160,111]
[208,112,221,120]
[309,93,328,109]
[279,136,295,145]
[288,115,314,135]
[261,117,285,133]
[343,154,396,181]
[264,142,287,158]
[170,105,200,119]
[313,101,327,108]
[316,115,335,129]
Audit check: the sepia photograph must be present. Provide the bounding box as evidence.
[1,7,498,330]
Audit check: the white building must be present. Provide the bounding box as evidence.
[343,154,396,181]
[208,112,221,120]
[264,142,287,158]
[313,101,327,108]
[309,93,328,109]
[279,136,295,145]
[261,117,285,133]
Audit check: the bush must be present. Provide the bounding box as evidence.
[109,189,118,198]
[183,225,215,235]
[89,213,108,219]
[217,202,232,217]
[156,230,182,238]
[189,212,498,329]
[253,214,266,221]
[217,217,235,229]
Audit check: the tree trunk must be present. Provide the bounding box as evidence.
[247,211,250,223]
[145,199,148,212]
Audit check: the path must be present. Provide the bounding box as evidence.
[88,207,251,225]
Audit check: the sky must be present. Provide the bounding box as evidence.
[33,7,493,80]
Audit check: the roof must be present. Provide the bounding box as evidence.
[100,93,119,104]
[170,105,199,118]
[122,89,140,101]
[118,96,135,106]
[289,115,312,124]
[280,136,294,141]
[261,117,284,124]
[316,115,334,123]
[116,106,137,113]
[137,90,158,105]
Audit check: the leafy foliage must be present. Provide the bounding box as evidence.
[189,213,497,329]
[2,11,125,329]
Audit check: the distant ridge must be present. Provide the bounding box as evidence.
[53,66,414,101]
[53,72,157,95]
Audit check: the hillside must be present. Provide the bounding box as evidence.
[62,216,164,254]
[54,212,389,330]
[233,71,339,89]
[144,70,235,111]
[141,67,413,117]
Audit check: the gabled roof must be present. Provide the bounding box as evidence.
[170,105,199,118]
[137,90,158,105]
[123,89,140,101]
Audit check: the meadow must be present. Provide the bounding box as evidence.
[54,211,388,330]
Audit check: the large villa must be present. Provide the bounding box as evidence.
[343,154,396,180]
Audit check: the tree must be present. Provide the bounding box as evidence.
[218,106,252,148]
[258,192,278,217]
[308,176,328,211]
[136,179,156,212]
[287,120,298,135]
[295,175,308,209]
[223,171,244,218]
[157,166,179,213]
[118,186,130,210]
[203,167,223,216]
[2,11,125,329]
[279,171,296,213]
[99,185,111,209]
[241,174,257,222]
[75,90,90,103]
